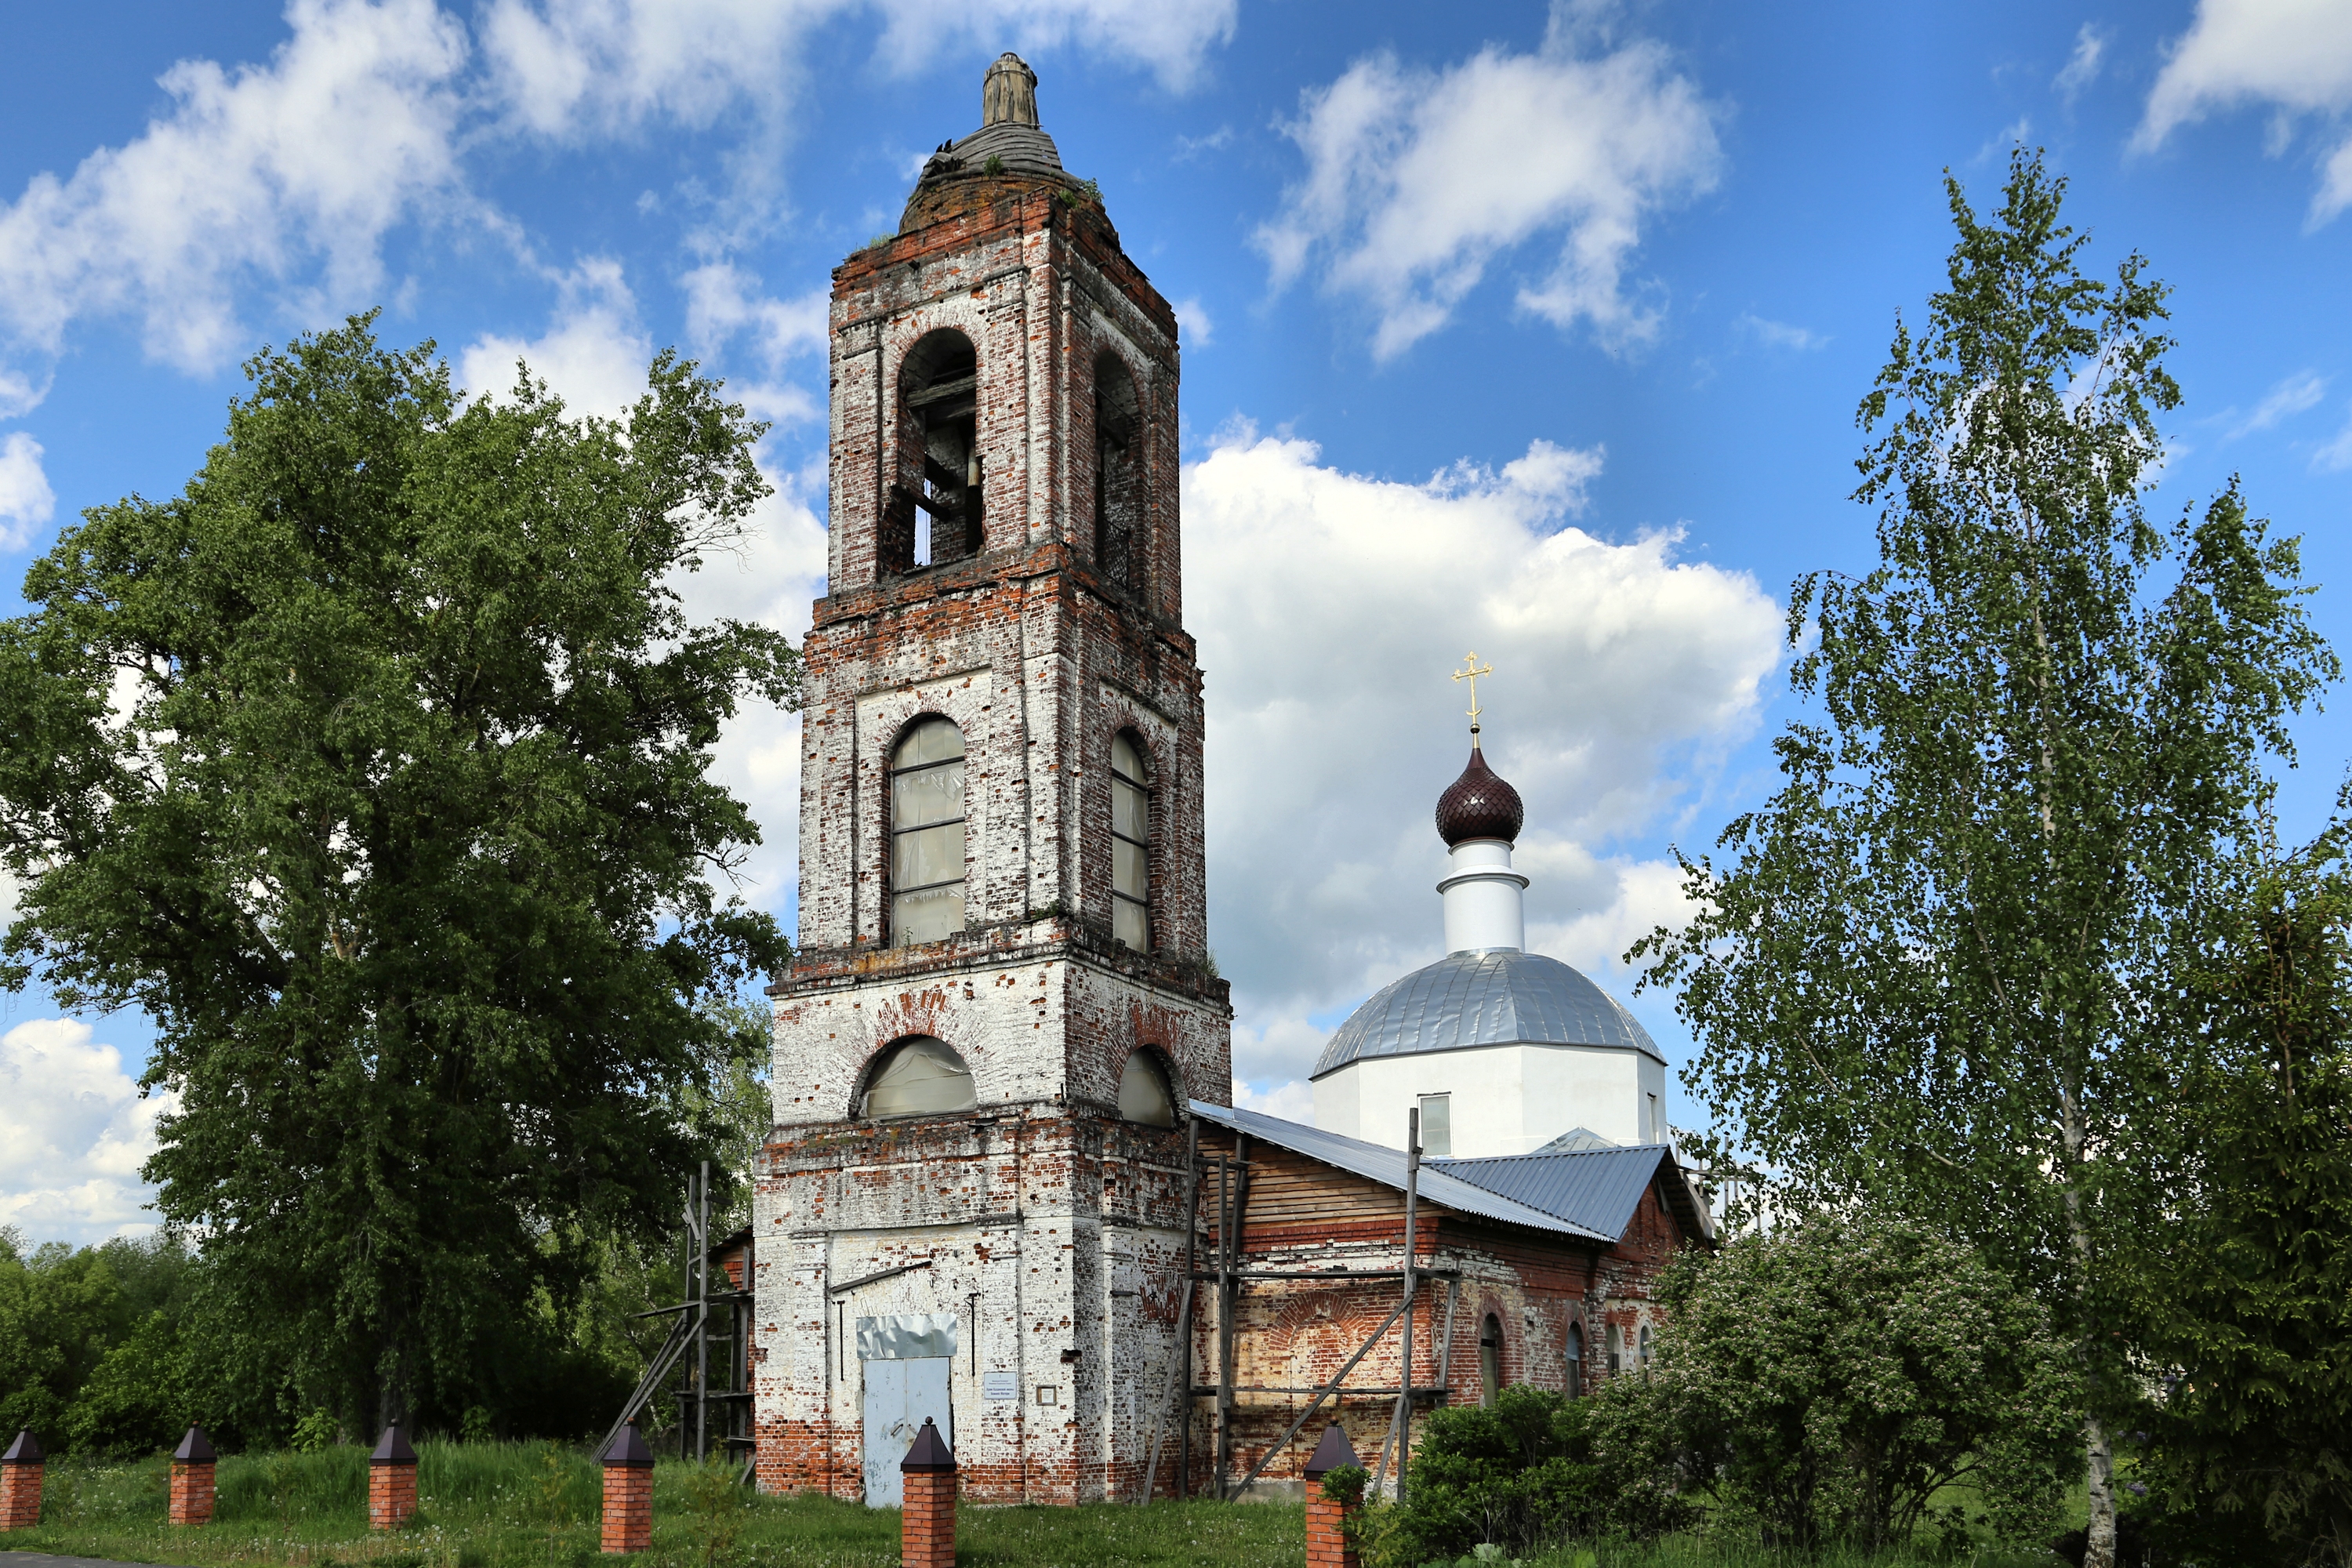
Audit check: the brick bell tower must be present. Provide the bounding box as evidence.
[753,55,1232,1506]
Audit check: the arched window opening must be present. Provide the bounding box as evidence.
[1638,1324,1653,1375]
[1116,1050,1176,1127]
[1109,731,1150,952]
[859,1036,978,1118]
[891,717,966,945]
[1565,1322,1584,1398]
[1605,1322,1623,1377]
[1479,1314,1502,1407]
[1092,350,1142,594]
[892,330,983,572]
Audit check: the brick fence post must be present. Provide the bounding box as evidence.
[1302,1425,1363,1568]
[600,1420,654,1553]
[369,1424,419,1530]
[1,1429,43,1530]
[898,1417,956,1568]
[169,1426,217,1527]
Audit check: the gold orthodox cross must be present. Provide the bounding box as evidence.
[1452,652,1494,731]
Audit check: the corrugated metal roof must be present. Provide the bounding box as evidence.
[1432,1145,1683,1243]
[1189,1102,1615,1243]
[1312,950,1664,1079]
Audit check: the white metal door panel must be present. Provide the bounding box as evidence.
[860,1356,953,1507]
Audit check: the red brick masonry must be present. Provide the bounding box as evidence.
[902,1469,956,1568]
[0,1460,41,1530]
[601,1463,652,1553]
[169,1460,216,1526]
[369,1460,418,1530]
[1306,1495,1360,1568]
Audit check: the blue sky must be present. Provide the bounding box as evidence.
[4,0,2350,1240]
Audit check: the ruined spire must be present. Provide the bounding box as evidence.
[982,53,1039,128]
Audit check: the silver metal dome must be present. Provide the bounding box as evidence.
[1311,949,1663,1080]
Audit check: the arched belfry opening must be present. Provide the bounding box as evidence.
[889,328,983,572]
[1093,350,1142,593]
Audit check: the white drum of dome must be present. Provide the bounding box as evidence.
[1437,836,1527,953]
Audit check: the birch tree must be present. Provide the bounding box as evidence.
[1635,151,2336,1567]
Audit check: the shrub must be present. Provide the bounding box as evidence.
[1654,1213,2079,1549]
[1380,1385,1690,1563]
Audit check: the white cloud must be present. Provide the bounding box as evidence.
[1255,16,1723,359]
[481,0,1236,142]
[2225,368,2328,437]
[0,432,58,550]
[1738,313,1826,351]
[2315,403,2352,470]
[2138,0,2352,222]
[0,367,49,419]
[0,0,1236,390]
[0,0,470,375]
[1171,296,1214,347]
[0,1018,172,1245]
[459,257,654,419]
[2055,22,2111,103]
[683,263,828,368]
[1185,430,1782,1095]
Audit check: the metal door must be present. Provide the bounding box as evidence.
[861,1356,953,1506]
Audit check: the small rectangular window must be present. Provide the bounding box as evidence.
[1418,1094,1451,1158]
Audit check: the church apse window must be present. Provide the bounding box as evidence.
[1110,731,1151,952]
[1092,350,1142,594]
[891,329,983,572]
[1116,1049,1176,1127]
[859,1036,978,1118]
[890,717,966,945]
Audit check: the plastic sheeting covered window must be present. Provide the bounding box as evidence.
[859,1036,978,1118]
[1565,1321,1584,1398]
[891,718,965,946]
[1417,1093,1451,1157]
[1116,1050,1175,1127]
[1109,732,1150,952]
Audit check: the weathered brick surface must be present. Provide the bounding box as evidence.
[1185,1129,1697,1496]
[0,1460,41,1530]
[901,1470,957,1568]
[369,1461,418,1530]
[757,135,1230,1509]
[601,1464,652,1553]
[169,1460,216,1526]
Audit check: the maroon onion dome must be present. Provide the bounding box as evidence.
[1436,739,1524,847]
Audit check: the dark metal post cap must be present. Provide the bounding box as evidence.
[899,1417,956,1473]
[601,1420,655,1468]
[172,1425,217,1464]
[1302,1424,1361,1479]
[371,1423,418,1465]
[2,1428,42,1465]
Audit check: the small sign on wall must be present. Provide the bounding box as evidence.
[982,1372,1018,1402]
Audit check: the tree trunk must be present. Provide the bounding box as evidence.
[2083,1413,2118,1568]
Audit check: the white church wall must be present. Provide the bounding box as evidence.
[1319,1040,1664,1156]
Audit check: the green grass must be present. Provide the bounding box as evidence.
[0,1441,1301,1568]
[1,1443,2068,1567]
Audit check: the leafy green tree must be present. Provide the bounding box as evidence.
[0,1236,129,1439]
[1635,151,2336,1568]
[2136,847,2352,1564]
[0,318,797,1436]
[1650,1214,2078,1549]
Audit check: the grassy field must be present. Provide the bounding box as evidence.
[0,1442,2063,1568]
